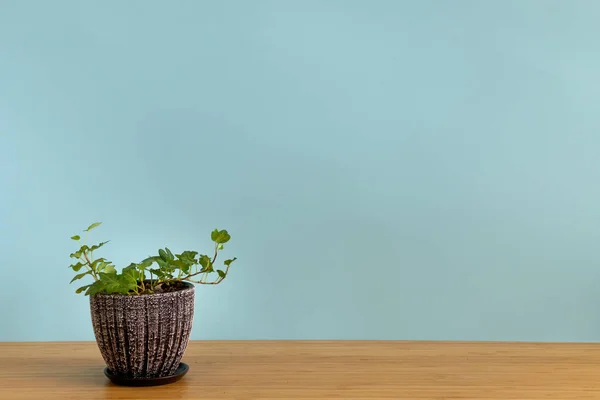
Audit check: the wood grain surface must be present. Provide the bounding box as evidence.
[1,341,600,399]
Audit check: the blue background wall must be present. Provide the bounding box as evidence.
[1,0,600,341]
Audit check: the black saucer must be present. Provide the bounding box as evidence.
[104,363,189,386]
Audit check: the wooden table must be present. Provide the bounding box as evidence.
[1,341,599,399]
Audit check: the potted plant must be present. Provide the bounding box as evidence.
[68,222,237,386]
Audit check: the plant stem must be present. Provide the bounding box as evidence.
[186,277,223,285]
[180,246,220,282]
[184,260,230,286]
[212,244,218,264]
[82,251,99,281]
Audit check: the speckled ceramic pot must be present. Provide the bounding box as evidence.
[89,283,195,378]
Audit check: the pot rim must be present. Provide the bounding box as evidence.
[90,281,194,299]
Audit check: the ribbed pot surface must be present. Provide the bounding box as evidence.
[89,283,195,378]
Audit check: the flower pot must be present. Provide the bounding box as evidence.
[89,282,195,385]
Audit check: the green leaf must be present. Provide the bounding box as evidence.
[181,256,195,266]
[139,257,157,269]
[224,257,237,266]
[70,251,82,259]
[172,257,191,274]
[177,252,197,273]
[211,229,231,244]
[70,270,91,283]
[158,249,169,262]
[180,251,198,260]
[198,254,213,273]
[121,268,138,286]
[69,262,85,272]
[89,241,109,252]
[165,247,174,261]
[149,268,165,278]
[86,280,106,296]
[103,265,116,274]
[123,263,137,271]
[71,235,81,240]
[217,269,226,279]
[218,244,224,250]
[75,284,91,294]
[85,222,102,232]
[90,257,106,266]
[199,254,210,268]
[181,264,191,274]
[123,264,138,274]
[98,271,136,294]
[90,258,108,272]
[120,276,138,290]
[95,261,111,272]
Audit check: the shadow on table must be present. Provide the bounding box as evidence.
[42,364,194,399]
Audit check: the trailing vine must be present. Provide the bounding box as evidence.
[68,222,236,295]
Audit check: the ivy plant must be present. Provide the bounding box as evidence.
[68,222,237,296]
